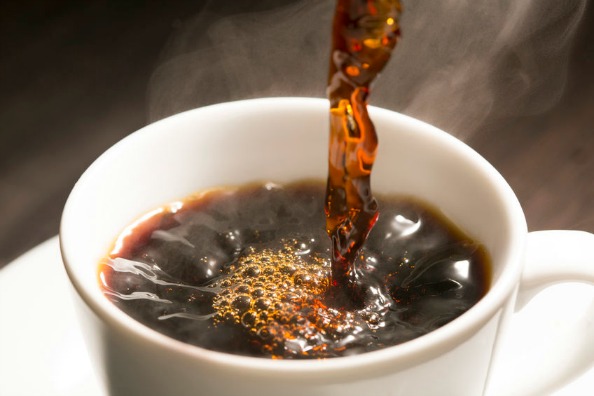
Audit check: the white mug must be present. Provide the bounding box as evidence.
[60,98,594,396]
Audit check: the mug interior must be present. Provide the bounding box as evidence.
[60,97,526,374]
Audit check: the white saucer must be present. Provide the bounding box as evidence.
[0,236,592,396]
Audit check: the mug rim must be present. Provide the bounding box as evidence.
[60,97,527,378]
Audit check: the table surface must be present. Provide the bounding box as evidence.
[1,0,593,268]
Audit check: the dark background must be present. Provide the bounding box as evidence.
[1,0,593,268]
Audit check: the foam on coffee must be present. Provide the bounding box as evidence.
[212,243,332,357]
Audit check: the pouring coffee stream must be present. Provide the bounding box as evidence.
[325,0,402,305]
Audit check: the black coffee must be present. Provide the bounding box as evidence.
[99,181,491,359]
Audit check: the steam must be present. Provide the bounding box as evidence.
[148,0,586,139]
[148,0,331,119]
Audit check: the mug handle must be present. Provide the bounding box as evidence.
[485,230,594,396]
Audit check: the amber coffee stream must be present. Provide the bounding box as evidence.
[326,0,402,305]
[99,1,492,359]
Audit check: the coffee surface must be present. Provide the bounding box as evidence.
[100,181,490,359]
